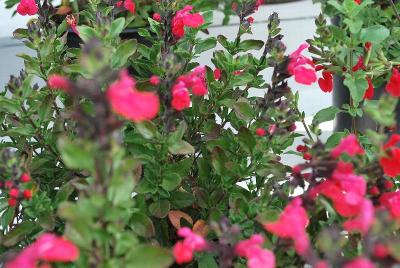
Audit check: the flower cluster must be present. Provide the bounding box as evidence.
[172,5,204,39]
[173,227,207,264]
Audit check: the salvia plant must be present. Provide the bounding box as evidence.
[1,0,400,267]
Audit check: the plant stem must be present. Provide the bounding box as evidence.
[389,0,400,22]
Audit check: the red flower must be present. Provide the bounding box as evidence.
[255,128,267,137]
[172,6,204,39]
[264,197,310,255]
[352,56,366,72]
[343,199,374,234]
[149,75,160,86]
[331,134,364,158]
[363,78,374,100]
[379,134,400,177]
[343,257,375,268]
[48,75,71,92]
[365,42,372,51]
[107,70,159,122]
[214,68,221,80]
[152,13,161,22]
[288,43,317,85]
[116,0,135,14]
[172,227,206,264]
[318,71,333,93]
[176,66,208,96]
[354,0,362,4]
[386,68,400,97]
[171,82,191,111]
[23,189,33,199]
[380,191,400,219]
[6,233,79,268]
[9,188,19,198]
[235,234,275,268]
[247,17,255,24]
[8,198,17,207]
[314,162,366,217]
[16,0,38,16]
[373,244,390,259]
[20,173,31,183]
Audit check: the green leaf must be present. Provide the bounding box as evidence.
[343,73,368,105]
[109,17,126,38]
[233,99,254,121]
[198,253,218,268]
[76,26,98,43]
[112,39,138,68]
[130,213,155,237]
[168,121,187,144]
[312,106,341,126]
[168,141,195,155]
[170,191,195,209]
[326,132,347,148]
[58,137,95,170]
[126,246,173,268]
[238,40,264,52]
[2,221,36,247]
[149,200,170,218]
[360,25,390,44]
[161,173,182,191]
[135,120,158,139]
[238,127,256,152]
[195,37,217,54]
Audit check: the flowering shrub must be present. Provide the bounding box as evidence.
[1,0,400,267]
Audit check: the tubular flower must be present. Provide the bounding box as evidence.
[386,68,400,97]
[287,43,317,85]
[172,227,207,264]
[263,197,310,255]
[178,66,208,96]
[107,70,159,122]
[172,6,204,39]
[6,233,79,268]
[171,82,191,111]
[380,134,400,177]
[16,0,38,16]
[313,162,366,217]
[318,71,333,93]
[363,78,374,100]
[235,234,275,268]
[331,134,364,158]
[343,199,374,234]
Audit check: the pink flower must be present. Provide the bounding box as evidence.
[172,227,206,264]
[173,241,193,264]
[343,257,375,268]
[107,70,159,122]
[171,82,191,111]
[263,197,310,255]
[235,234,275,268]
[48,75,71,92]
[150,75,160,86]
[116,0,135,14]
[386,68,400,97]
[373,243,390,258]
[172,6,204,39]
[66,15,79,36]
[315,162,366,217]
[6,233,79,268]
[331,134,364,158]
[214,68,221,80]
[380,191,400,219]
[343,199,374,234]
[153,13,161,22]
[380,134,400,177]
[287,43,317,85]
[16,0,38,16]
[178,66,208,96]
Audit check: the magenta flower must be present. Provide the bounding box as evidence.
[107,70,159,122]
[16,0,38,16]
[235,234,275,268]
[287,43,317,85]
[263,197,310,255]
[172,6,204,39]
[172,227,206,264]
[6,233,79,268]
[343,199,374,234]
[343,257,375,268]
[331,134,365,158]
